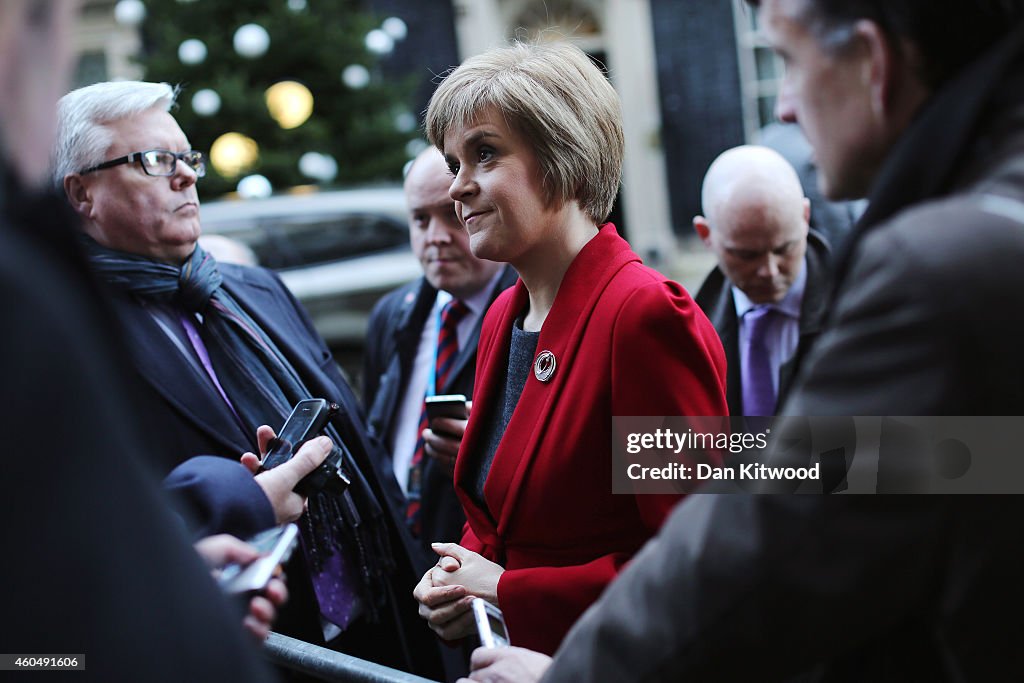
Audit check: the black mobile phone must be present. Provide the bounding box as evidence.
[424,394,468,421]
[218,523,300,595]
[260,398,351,496]
[472,598,509,648]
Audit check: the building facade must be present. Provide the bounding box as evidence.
[76,0,783,268]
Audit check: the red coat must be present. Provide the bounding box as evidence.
[454,225,728,654]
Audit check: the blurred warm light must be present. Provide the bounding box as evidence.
[210,132,259,178]
[265,81,314,130]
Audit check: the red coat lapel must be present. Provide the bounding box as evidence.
[456,225,640,550]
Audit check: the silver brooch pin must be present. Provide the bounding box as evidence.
[533,350,556,382]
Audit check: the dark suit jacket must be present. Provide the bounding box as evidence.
[106,263,357,472]
[99,262,443,678]
[163,455,275,539]
[695,230,831,416]
[0,174,275,681]
[456,225,728,655]
[362,266,517,569]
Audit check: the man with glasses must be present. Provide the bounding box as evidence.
[81,149,206,177]
[55,80,444,678]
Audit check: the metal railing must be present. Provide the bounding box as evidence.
[264,632,440,683]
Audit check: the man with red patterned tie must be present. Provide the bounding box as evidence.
[363,147,517,568]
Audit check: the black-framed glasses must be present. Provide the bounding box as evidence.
[80,149,206,178]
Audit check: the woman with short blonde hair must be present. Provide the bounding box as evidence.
[413,41,728,655]
[425,41,623,225]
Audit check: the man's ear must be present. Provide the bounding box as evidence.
[692,216,712,246]
[854,19,899,122]
[63,174,93,218]
[802,197,811,225]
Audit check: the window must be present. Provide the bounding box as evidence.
[73,51,108,88]
[732,0,784,140]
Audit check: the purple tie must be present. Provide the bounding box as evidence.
[307,535,363,631]
[742,306,778,416]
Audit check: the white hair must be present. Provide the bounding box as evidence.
[52,81,178,187]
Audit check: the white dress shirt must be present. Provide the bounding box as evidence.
[389,270,504,493]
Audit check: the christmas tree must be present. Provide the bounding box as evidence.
[133,0,419,198]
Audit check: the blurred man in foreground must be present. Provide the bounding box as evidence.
[759,121,864,251]
[0,1,277,678]
[464,0,1024,680]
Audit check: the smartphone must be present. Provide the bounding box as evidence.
[261,399,335,470]
[472,597,509,648]
[424,394,469,421]
[218,523,299,595]
[260,398,351,496]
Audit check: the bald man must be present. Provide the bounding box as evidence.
[693,145,831,416]
[363,148,516,569]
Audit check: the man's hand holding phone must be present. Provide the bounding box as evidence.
[423,395,471,476]
[194,533,290,641]
[241,428,332,524]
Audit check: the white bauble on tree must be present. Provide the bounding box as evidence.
[233,24,270,59]
[237,175,273,199]
[114,0,146,26]
[299,152,338,183]
[364,29,394,55]
[191,89,221,117]
[394,111,417,133]
[341,64,370,89]
[405,139,428,158]
[178,39,207,65]
[382,17,408,41]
